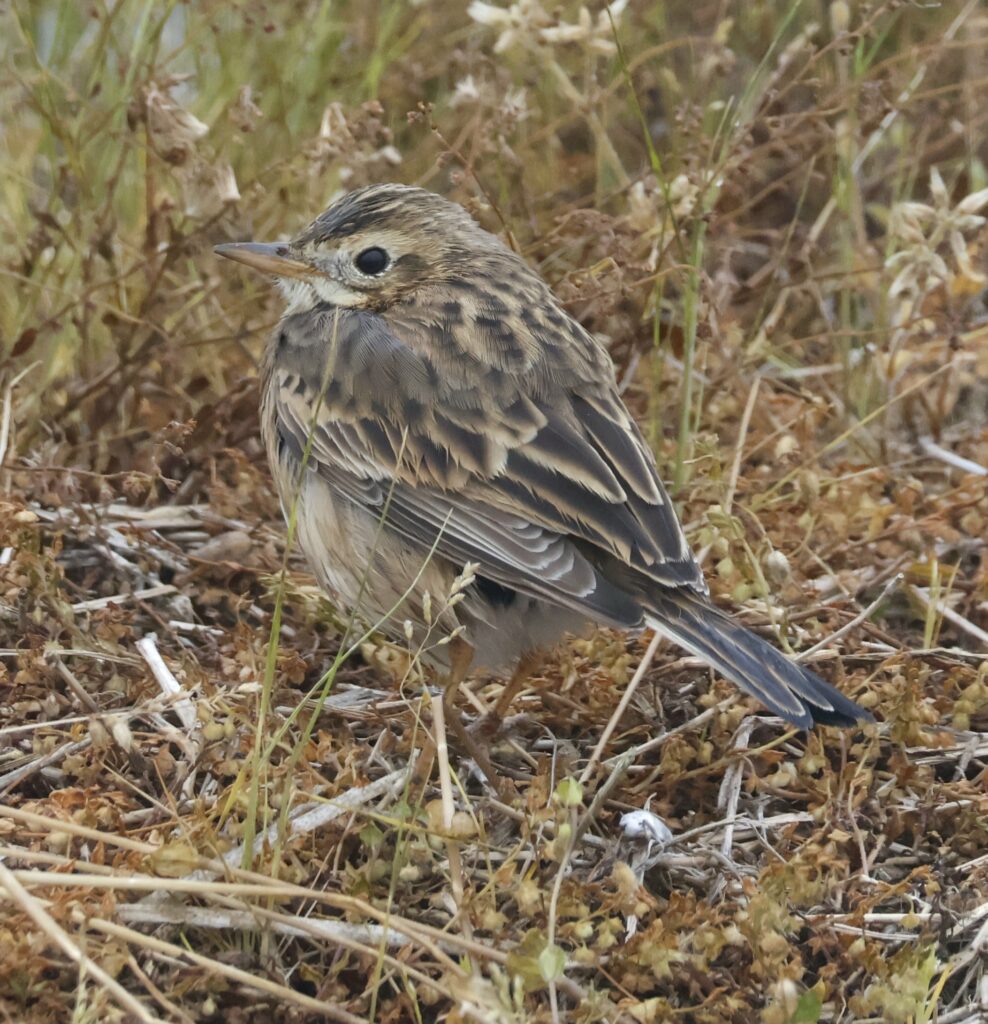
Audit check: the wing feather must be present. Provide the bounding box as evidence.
[265,301,705,627]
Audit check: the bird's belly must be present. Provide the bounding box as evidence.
[293,472,459,644]
[287,472,587,674]
[467,596,590,673]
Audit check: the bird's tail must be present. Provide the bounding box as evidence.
[644,590,872,728]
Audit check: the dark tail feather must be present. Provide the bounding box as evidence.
[644,591,872,728]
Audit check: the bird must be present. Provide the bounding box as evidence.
[215,183,872,748]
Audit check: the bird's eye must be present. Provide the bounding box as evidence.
[354,247,389,275]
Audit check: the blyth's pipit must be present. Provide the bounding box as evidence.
[216,183,871,763]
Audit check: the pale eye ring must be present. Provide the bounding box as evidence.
[354,247,389,275]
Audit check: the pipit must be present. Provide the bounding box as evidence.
[216,183,871,763]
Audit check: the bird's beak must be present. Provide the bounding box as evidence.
[213,241,312,279]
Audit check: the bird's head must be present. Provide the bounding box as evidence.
[215,183,506,314]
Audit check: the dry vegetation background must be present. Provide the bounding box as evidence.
[2,0,988,1021]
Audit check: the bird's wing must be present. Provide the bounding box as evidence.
[267,301,703,622]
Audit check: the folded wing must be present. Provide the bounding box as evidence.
[267,302,704,624]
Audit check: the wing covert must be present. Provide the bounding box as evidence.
[265,299,704,622]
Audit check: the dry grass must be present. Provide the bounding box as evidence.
[2,1,988,1021]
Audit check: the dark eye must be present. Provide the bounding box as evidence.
[355,247,389,275]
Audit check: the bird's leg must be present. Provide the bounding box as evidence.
[445,634,476,693]
[442,635,511,798]
[495,649,543,719]
[472,649,543,738]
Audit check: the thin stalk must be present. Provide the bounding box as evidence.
[673,219,707,491]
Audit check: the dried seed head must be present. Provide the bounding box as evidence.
[763,549,791,586]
